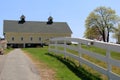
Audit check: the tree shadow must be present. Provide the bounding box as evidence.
[45,52,102,80]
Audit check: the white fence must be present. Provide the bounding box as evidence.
[49,37,120,80]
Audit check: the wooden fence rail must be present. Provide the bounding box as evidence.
[49,37,120,80]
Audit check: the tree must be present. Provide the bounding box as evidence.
[85,6,120,42]
[84,26,101,40]
[112,24,120,42]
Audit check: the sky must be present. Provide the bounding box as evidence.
[0,0,120,42]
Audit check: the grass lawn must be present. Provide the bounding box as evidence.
[50,44,120,80]
[4,48,14,55]
[81,45,120,60]
[23,47,101,80]
[81,45,120,75]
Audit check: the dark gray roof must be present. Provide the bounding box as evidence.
[4,20,72,34]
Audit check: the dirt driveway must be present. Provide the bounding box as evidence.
[0,49,41,80]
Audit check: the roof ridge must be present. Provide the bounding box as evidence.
[4,20,67,23]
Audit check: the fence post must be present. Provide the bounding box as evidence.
[106,47,112,80]
[78,42,82,66]
[48,39,52,53]
[64,40,67,59]
[48,40,51,52]
[55,40,57,51]
[48,38,51,49]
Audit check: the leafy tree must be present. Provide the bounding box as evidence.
[112,24,120,42]
[84,26,101,40]
[85,6,120,42]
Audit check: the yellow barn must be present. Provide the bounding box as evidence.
[3,15,72,48]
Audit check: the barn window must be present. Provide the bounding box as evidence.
[12,37,14,41]
[21,37,23,41]
[30,37,33,41]
[39,37,41,41]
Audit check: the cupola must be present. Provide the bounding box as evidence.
[47,16,53,24]
[18,15,26,24]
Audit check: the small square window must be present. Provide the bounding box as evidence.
[12,37,14,41]
[30,37,33,41]
[39,37,41,41]
[21,37,23,41]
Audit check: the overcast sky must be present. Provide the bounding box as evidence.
[0,0,120,42]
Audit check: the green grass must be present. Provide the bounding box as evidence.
[51,44,120,79]
[81,45,120,60]
[70,44,120,77]
[22,47,101,80]
[4,48,14,55]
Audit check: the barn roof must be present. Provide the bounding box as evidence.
[4,20,72,34]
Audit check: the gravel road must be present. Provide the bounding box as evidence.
[0,49,41,80]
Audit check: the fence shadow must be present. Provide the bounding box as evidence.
[45,52,101,80]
